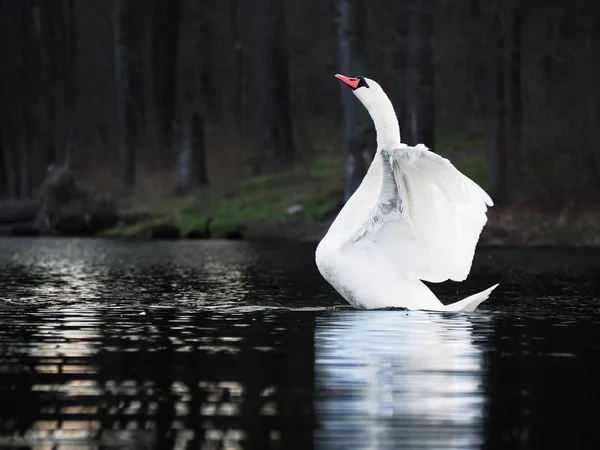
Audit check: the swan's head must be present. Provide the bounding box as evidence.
[334,74,401,149]
[335,74,386,111]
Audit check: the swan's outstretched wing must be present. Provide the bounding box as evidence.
[352,145,493,283]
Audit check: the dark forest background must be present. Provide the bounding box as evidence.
[1,0,600,211]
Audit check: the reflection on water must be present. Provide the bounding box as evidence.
[0,303,315,449]
[1,238,600,449]
[315,311,485,449]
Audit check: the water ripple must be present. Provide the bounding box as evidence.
[2,238,600,448]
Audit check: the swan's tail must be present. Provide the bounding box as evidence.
[443,284,499,312]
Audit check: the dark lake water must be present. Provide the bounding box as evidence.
[1,238,600,449]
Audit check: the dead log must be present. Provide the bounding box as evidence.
[0,199,39,224]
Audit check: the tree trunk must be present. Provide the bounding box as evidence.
[144,0,160,170]
[17,3,32,198]
[404,0,435,148]
[175,111,194,195]
[199,0,219,118]
[0,128,8,197]
[504,0,523,179]
[0,128,4,196]
[391,1,408,137]
[192,111,209,187]
[586,5,600,185]
[464,0,487,131]
[174,0,209,195]
[253,0,295,174]
[113,0,136,194]
[175,110,208,195]
[0,2,25,198]
[2,127,18,198]
[487,9,508,204]
[336,0,369,200]
[485,0,521,204]
[60,0,77,168]
[272,0,294,164]
[156,0,181,156]
[39,0,75,169]
[18,109,30,199]
[34,2,57,168]
[230,0,244,132]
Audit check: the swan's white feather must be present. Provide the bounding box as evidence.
[351,145,492,283]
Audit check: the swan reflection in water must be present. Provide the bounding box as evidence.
[314,309,486,449]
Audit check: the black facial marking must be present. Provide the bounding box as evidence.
[356,76,369,89]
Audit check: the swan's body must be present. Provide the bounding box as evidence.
[316,75,497,312]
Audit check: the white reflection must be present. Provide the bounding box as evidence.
[27,239,107,302]
[314,310,485,449]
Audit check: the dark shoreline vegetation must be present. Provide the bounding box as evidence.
[2,151,600,246]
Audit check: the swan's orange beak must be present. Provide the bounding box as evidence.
[335,74,360,89]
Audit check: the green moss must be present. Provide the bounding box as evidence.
[104,154,345,237]
[99,217,169,237]
[201,155,343,229]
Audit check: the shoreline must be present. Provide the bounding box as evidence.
[2,215,600,247]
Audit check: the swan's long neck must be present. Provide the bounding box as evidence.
[357,87,401,151]
[320,81,403,243]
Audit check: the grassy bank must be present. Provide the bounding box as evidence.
[100,148,600,246]
[100,154,346,239]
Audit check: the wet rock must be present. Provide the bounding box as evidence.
[286,204,303,216]
[149,223,181,240]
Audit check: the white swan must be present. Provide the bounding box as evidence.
[315,74,497,312]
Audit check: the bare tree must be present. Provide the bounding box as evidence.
[230,0,244,132]
[464,0,488,132]
[17,2,34,198]
[156,0,181,154]
[0,128,11,197]
[17,106,30,199]
[0,2,20,197]
[584,3,600,186]
[252,0,294,174]
[113,0,136,194]
[0,114,18,199]
[62,0,77,167]
[504,0,523,179]
[483,0,523,204]
[175,0,209,194]
[271,0,294,165]
[143,0,160,170]
[336,0,369,200]
[175,109,208,194]
[404,0,434,148]
[38,0,78,168]
[487,2,508,204]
